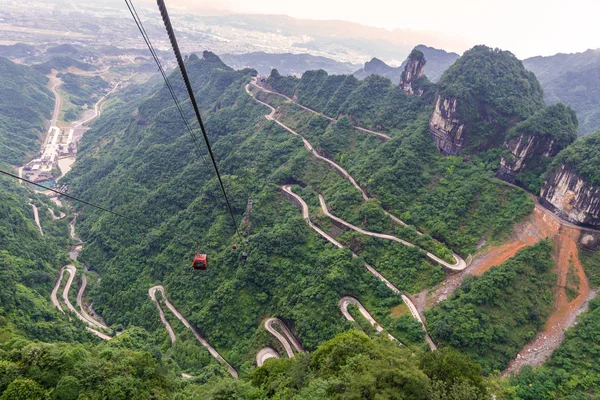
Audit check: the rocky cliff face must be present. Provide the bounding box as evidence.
[540,165,600,227]
[497,134,558,181]
[428,95,465,155]
[399,51,426,95]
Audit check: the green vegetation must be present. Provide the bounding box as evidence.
[426,241,555,373]
[32,56,93,74]
[506,297,600,398]
[267,68,430,133]
[0,333,186,399]
[192,331,491,399]
[506,103,579,192]
[438,45,545,152]
[3,45,589,397]
[507,103,578,147]
[59,73,109,107]
[581,247,600,287]
[551,130,600,186]
[63,52,409,374]
[270,97,532,255]
[0,57,53,164]
[0,170,78,342]
[524,52,600,136]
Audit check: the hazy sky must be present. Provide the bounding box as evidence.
[175,0,600,58]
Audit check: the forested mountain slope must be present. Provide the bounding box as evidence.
[0,57,53,165]
[524,48,600,136]
[3,40,599,398]
[65,51,412,375]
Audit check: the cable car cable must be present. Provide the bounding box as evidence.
[0,169,153,229]
[124,0,210,170]
[155,0,243,240]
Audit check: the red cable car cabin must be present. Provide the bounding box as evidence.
[192,253,208,270]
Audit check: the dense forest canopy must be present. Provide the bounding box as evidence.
[550,129,600,186]
[1,41,600,399]
[504,103,579,192]
[507,103,579,147]
[437,45,545,152]
[426,242,555,374]
[0,57,53,164]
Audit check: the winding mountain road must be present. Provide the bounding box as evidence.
[29,202,44,236]
[282,185,436,350]
[264,318,303,357]
[48,75,63,127]
[148,286,177,344]
[77,274,109,330]
[247,83,466,271]
[256,347,280,366]
[318,194,464,270]
[250,79,391,142]
[339,297,398,342]
[73,78,126,128]
[148,286,238,378]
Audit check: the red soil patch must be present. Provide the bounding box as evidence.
[503,224,590,375]
[471,206,561,276]
[418,206,561,310]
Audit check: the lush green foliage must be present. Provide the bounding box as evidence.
[506,103,579,192]
[507,103,578,147]
[1,47,575,398]
[0,331,190,399]
[267,68,430,133]
[0,57,53,164]
[0,171,80,342]
[506,297,600,399]
[426,241,555,373]
[551,130,600,186]
[438,45,545,152]
[192,330,491,399]
[581,247,600,287]
[58,72,109,107]
[524,51,600,136]
[64,52,408,375]
[266,96,532,255]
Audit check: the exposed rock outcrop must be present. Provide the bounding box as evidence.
[497,135,558,181]
[496,103,578,185]
[399,50,426,95]
[428,95,465,156]
[429,45,545,156]
[540,165,600,228]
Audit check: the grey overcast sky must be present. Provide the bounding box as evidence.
[170,0,600,58]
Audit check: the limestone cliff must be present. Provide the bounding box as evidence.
[429,45,545,156]
[497,103,578,186]
[497,134,558,181]
[399,50,426,95]
[540,165,600,227]
[428,95,465,156]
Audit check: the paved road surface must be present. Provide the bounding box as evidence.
[248,87,466,270]
[77,275,109,330]
[318,194,464,271]
[282,185,437,350]
[48,75,63,126]
[264,317,303,357]
[250,79,391,142]
[73,79,125,128]
[148,285,238,378]
[256,347,280,366]
[29,202,44,236]
[339,296,398,342]
[148,286,177,344]
[50,267,66,312]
